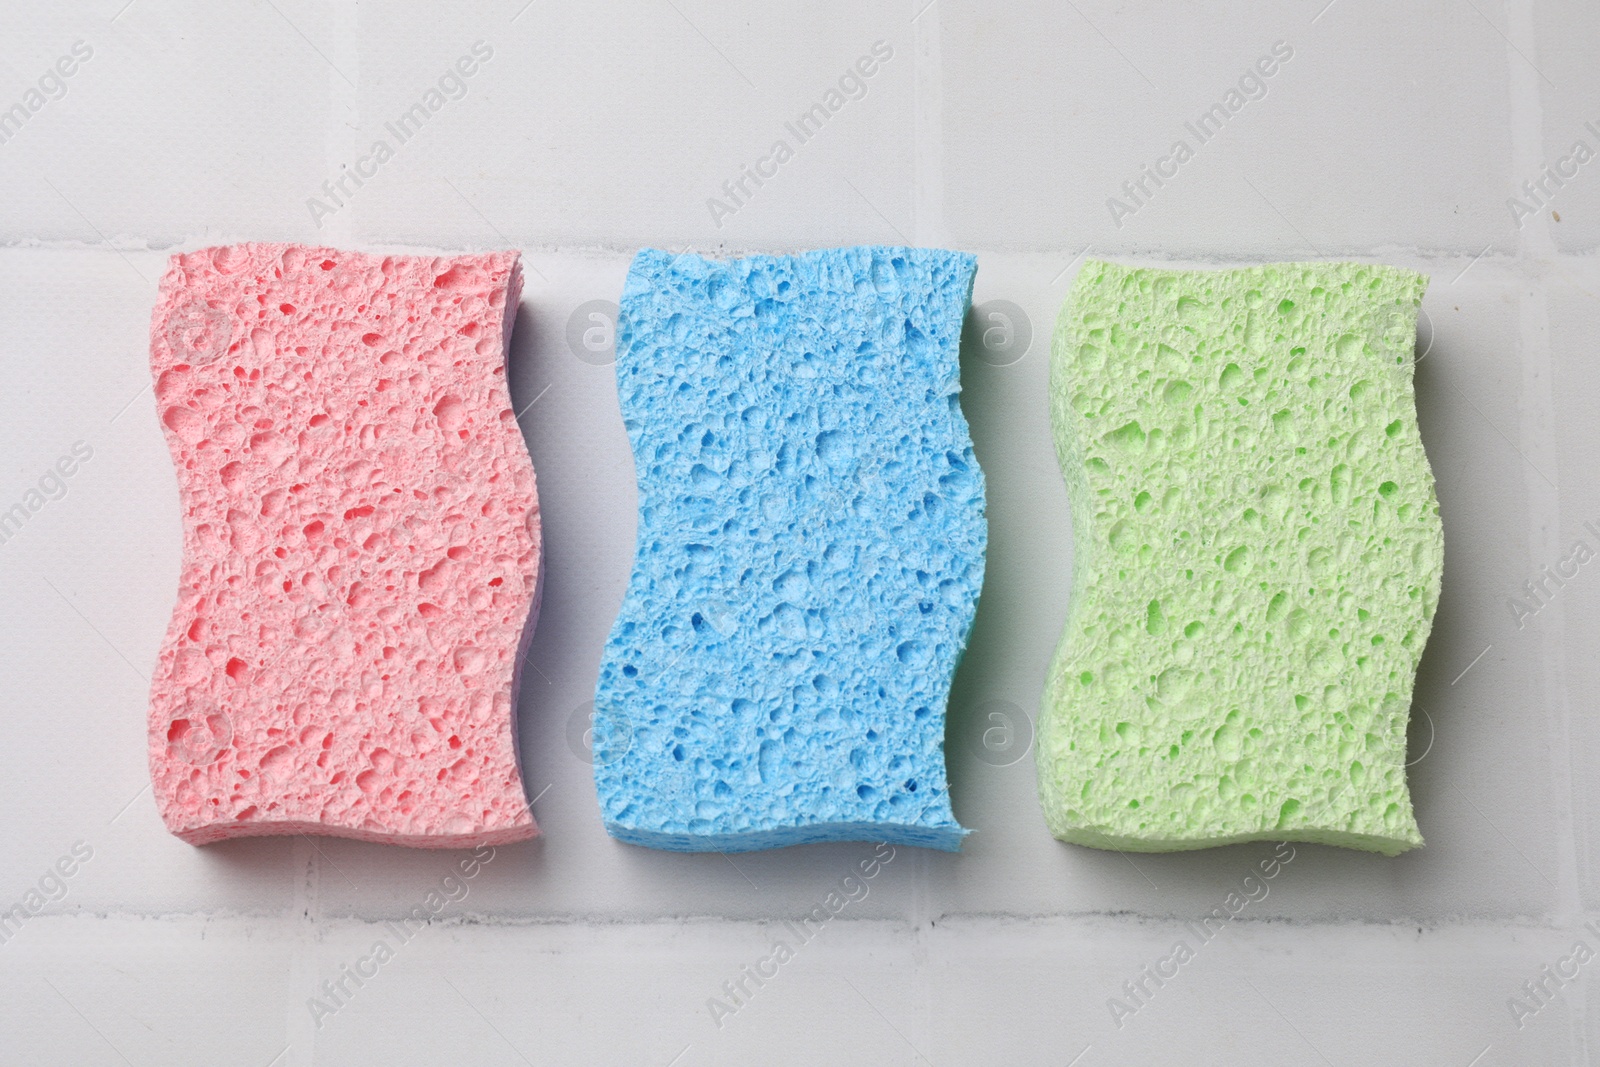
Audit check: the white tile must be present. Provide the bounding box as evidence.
[1534,0,1600,252]
[940,0,1515,256]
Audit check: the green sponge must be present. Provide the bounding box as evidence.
[1040,260,1441,856]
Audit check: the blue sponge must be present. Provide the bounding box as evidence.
[593,246,985,852]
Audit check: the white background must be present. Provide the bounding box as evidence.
[0,1,1595,1064]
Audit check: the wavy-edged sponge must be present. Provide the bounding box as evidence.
[1040,260,1441,856]
[593,247,985,852]
[147,244,540,848]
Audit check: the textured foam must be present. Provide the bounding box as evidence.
[1039,260,1441,856]
[147,243,540,848]
[593,247,985,852]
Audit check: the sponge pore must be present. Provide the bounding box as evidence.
[1039,260,1441,856]
[593,246,985,852]
[147,244,540,848]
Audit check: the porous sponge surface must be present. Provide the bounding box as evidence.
[1040,260,1441,856]
[147,244,539,848]
[594,247,985,852]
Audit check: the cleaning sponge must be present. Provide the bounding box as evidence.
[1039,260,1441,856]
[593,246,985,852]
[147,244,540,847]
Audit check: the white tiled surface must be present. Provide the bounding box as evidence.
[0,1,1595,1063]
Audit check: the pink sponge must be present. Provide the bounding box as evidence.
[147,244,540,848]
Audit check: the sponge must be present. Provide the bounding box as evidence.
[147,244,540,848]
[593,246,985,852]
[1039,260,1441,856]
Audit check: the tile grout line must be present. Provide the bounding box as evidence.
[287,14,359,1063]
[286,835,321,1067]
[909,4,945,1053]
[911,0,946,248]
[1525,194,1589,1067]
[314,1,361,252]
[1502,0,1587,1064]
[0,240,1587,271]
